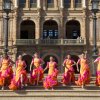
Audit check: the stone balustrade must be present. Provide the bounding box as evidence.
[14,39,86,46]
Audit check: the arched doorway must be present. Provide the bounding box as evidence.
[20,20,35,39]
[66,20,80,39]
[23,55,33,73]
[43,55,58,73]
[43,20,58,39]
[71,55,79,74]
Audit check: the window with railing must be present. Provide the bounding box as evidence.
[47,0,54,8]
[19,0,26,8]
[30,0,37,8]
[64,0,71,8]
[75,0,82,8]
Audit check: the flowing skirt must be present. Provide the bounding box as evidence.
[29,66,44,85]
[43,69,58,89]
[9,70,28,90]
[0,66,13,86]
[95,71,100,86]
[61,68,75,85]
[75,67,90,86]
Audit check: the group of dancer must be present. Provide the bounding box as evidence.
[0,52,100,90]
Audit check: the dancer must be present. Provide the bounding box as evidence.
[61,55,76,85]
[75,53,90,88]
[94,55,100,86]
[43,56,58,90]
[0,54,14,90]
[30,53,44,85]
[9,55,28,90]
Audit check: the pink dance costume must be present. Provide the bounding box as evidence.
[9,61,28,90]
[75,58,90,86]
[61,59,75,85]
[30,58,44,85]
[43,62,58,89]
[94,57,100,86]
[0,59,13,86]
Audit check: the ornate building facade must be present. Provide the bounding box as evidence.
[0,0,100,74]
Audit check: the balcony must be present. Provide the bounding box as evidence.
[15,39,86,46]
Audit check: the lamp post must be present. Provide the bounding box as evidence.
[91,0,99,58]
[3,0,11,56]
[91,0,99,75]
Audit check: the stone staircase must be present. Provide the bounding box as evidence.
[0,74,100,100]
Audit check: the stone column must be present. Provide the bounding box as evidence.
[60,4,66,39]
[0,18,2,45]
[13,17,17,40]
[60,0,64,8]
[9,19,13,40]
[0,17,3,46]
[71,0,74,9]
[97,17,100,41]
[43,0,46,10]
[13,12,18,45]
[35,17,41,39]
[37,0,41,8]
[82,0,86,9]
[89,18,93,41]
[0,18,2,39]
[81,17,86,39]
[14,0,18,8]
[59,16,64,38]
[26,0,29,8]
[54,0,58,9]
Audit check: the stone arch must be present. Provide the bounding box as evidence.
[43,18,60,24]
[20,18,37,25]
[20,20,35,39]
[65,20,81,39]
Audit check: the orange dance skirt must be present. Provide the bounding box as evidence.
[9,70,28,90]
[0,66,13,86]
[29,67,44,85]
[43,68,58,89]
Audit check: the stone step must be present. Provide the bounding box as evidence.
[0,84,100,100]
[0,89,100,100]
[23,85,100,90]
[1,83,98,91]
[0,75,98,100]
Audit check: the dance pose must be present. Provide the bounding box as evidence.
[43,56,58,90]
[9,55,28,90]
[75,53,90,88]
[30,53,44,85]
[94,55,100,86]
[0,54,14,90]
[61,55,76,85]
